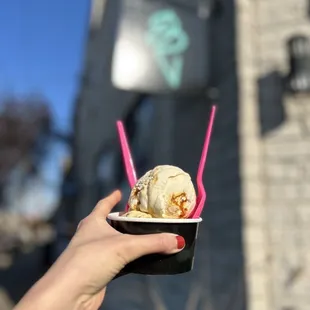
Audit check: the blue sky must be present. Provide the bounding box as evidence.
[0,0,90,133]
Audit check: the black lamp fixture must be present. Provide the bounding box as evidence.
[258,34,310,136]
[285,35,310,94]
[111,0,213,95]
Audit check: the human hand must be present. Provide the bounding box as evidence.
[15,190,185,310]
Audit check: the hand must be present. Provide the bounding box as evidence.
[15,190,185,310]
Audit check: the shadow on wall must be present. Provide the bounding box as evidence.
[73,0,247,309]
[258,71,286,136]
[105,0,247,308]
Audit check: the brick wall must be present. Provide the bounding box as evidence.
[237,0,310,309]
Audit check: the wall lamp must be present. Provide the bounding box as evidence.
[285,35,310,94]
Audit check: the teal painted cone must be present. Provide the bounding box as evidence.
[145,8,190,89]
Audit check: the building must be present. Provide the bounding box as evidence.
[238,0,310,309]
[74,0,310,309]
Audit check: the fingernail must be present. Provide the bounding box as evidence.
[176,236,185,249]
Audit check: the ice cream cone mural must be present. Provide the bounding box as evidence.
[145,9,190,89]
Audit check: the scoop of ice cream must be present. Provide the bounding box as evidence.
[123,210,152,218]
[127,165,196,218]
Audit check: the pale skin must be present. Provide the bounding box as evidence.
[14,190,184,310]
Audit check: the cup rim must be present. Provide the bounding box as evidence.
[107,212,202,223]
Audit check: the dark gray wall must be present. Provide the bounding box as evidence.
[141,0,246,308]
[74,0,246,309]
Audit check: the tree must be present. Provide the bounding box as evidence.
[0,94,52,187]
[0,94,55,266]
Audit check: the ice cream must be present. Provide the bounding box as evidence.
[124,165,196,219]
[122,210,152,218]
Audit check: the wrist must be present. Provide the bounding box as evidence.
[15,247,96,310]
[15,269,82,310]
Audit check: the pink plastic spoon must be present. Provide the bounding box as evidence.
[189,105,217,218]
[116,121,137,211]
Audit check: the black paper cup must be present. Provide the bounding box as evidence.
[108,212,202,275]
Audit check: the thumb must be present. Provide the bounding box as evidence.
[118,233,185,263]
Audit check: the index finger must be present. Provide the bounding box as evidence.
[92,190,122,218]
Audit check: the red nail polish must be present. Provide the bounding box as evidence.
[176,236,185,249]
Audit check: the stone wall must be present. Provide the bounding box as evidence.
[237,0,310,309]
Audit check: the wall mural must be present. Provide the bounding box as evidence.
[145,9,190,89]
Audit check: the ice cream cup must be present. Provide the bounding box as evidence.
[108,212,202,276]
